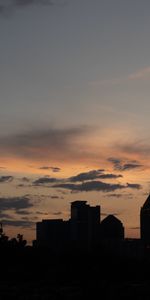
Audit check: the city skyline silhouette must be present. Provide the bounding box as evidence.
[0,0,150,244]
[1,1,150,297]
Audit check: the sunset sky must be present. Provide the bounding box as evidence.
[0,0,150,243]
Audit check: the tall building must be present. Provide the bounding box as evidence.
[70,201,100,249]
[140,194,150,245]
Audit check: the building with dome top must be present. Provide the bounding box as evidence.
[100,214,124,240]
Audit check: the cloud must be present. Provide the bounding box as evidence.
[107,193,123,198]
[0,176,13,183]
[21,177,30,182]
[108,157,143,171]
[36,211,49,215]
[89,66,150,88]
[52,211,62,215]
[2,219,34,228]
[126,183,141,190]
[0,126,90,162]
[117,141,150,157]
[53,180,141,193]
[0,212,13,219]
[108,157,122,165]
[32,169,122,188]
[0,0,58,14]
[69,169,122,182]
[15,209,31,215]
[128,67,150,80]
[33,176,59,186]
[117,163,143,171]
[0,196,33,211]
[39,166,61,172]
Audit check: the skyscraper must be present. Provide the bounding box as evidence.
[140,194,150,245]
[70,201,100,249]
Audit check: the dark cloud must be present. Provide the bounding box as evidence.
[116,140,150,158]
[0,0,59,14]
[98,173,123,179]
[0,196,33,211]
[69,169,122,182]
[33,176,59,186]
[33,169,122,188]
[107,193,123,198]
[39,166,61,172]
[21,177,30,182]
[54,180,142,192]
[15,210,31,215]
[0,176,13,183]
[126,183,141,190]
[52,211,62,215]
[0,212,12,219]
[116,163,143,171]
[0,127,89,162]
[108,158,122,165]
[50,167,61,173]
[108,157,143,171]
[36,211,49,215]
[13,0,52,6]
[2,219,34,228]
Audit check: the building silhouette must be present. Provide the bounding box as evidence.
[140,194,150,245]
[36,219,69,251]
[100,215,124,240]
[70,201,100,249]
[36,200,127,251]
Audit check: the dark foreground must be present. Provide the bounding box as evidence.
[1,247,150,300]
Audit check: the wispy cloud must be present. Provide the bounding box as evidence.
[0,0,59,15]
[2,219,34,228]
[116,140,150,158]
[53,180,142,193]
[39,166,61,172]
[0,176,14,183]
[128,67,150,80]
[0,196,33,211]
[89,66,150,87]
[69,169,122,182]
[106,193,123,198]
[33,176,60,186]
[108,157,143,171]
[0,126,91,163]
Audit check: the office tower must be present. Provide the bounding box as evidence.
[70,201,100,249]
[140,194,150,245]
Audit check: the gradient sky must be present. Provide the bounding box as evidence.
[0,0,150,243]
